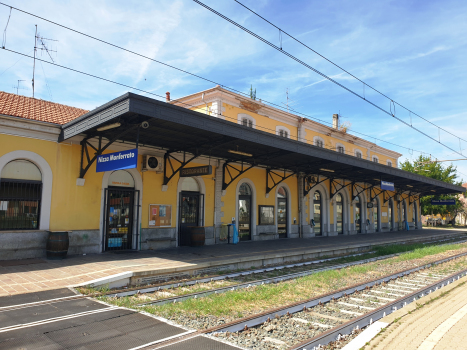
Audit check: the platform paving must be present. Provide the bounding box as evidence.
[0,228,465,297]
[364,272,467,350]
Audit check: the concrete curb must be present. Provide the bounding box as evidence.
[76,232,465,289]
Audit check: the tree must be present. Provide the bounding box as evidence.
[249,85,256,100]
[400,155,465,222]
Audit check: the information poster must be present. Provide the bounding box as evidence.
[148,204,172,227]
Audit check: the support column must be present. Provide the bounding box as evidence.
[299,173,312,238]
[214,160,225,243]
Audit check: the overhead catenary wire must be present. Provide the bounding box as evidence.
[1,5,11,48]
[5,47,467,184]
[0,1,435,158]
[193,0,466,158]
[231,0,467,146]
[0,3,462,168]
[2,47,434,161]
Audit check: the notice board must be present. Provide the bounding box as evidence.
[148,204,172,227]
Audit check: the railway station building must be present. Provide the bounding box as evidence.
[0,87,463,260]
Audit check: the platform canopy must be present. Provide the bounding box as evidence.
[60,92,464,197]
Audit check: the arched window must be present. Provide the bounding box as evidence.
[242,118,253,128]
[0,160,42,230]
[372,156,379,163]
[387,160,393,167]
[355,150,363,158]
[276,126,291,138]
[354,195,361,233]
[314,136,325,148]
[313,191,322,236]
[238,183,252,241]
[237,114,256,129]
[336,144,345,154]
[336,193,343,234]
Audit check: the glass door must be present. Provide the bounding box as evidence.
[179,192,200,246]
[238,195,251,241]
[277,187,288,238]
[336,194,343,234]
[313,191,322,236]
[388,201,392,231]
[105,187,135,251]
[355,196,361,233]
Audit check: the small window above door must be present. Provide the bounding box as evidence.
[181,177,200,192]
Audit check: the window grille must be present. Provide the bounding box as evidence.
[356,152,362,158]
[279,129,288,138]
[0,179,42,230]
[337,146,344,154]
[373,157,379,163]
[315,140,324,148]
[387,161,392,167]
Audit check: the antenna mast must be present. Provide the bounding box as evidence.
[31,25,58,99]
[32,24,37,98]
[13,80,26,95]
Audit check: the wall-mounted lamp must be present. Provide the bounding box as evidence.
[228,150,253,157]
[320,168,334,173]
[97,122,121,132]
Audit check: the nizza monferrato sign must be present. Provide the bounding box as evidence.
[96,149,138,172]
[431,199,456,205]
[381,181,395,191]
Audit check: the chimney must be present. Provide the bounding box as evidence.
[166,92,171,102]
[332,114,339,129]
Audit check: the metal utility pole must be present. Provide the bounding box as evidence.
[32,24,37,98]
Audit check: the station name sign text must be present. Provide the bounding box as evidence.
[96,148,138,173]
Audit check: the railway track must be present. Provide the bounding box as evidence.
[202,251,467,350]
[123,249,467,350]
[98,238,467,308]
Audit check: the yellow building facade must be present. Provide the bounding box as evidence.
[0,89,424,260]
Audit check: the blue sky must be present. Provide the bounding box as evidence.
[1,0,467,181]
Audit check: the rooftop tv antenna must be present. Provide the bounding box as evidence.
[13,80,27,95]
[281,88,298,113]
[32,25,57,98]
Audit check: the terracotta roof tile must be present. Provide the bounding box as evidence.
[0,91,88,125]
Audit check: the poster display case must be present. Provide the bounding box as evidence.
[148,204,172,227]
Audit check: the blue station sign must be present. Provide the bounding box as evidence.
[431,199,456,205]
[96,149,138,173]
[381,181,395,191]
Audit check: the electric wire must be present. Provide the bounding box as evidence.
[0,2,461,169]
[3,47,467,184]
[0,1,433,158]
[232,0,467,145]
[193,0,466,158]
[1,5,11,48]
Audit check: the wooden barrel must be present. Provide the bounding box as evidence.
[190,227,205,247]
[46,231,70,259]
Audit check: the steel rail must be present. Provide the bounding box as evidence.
[110,237,467,305]
[202,250,467,335]
[290,267,467,350]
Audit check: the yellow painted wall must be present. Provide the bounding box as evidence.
[0,133,217,231]
[223,103,299,140]
[220,166,298,226]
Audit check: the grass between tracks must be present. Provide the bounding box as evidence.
[99,241,467,319]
